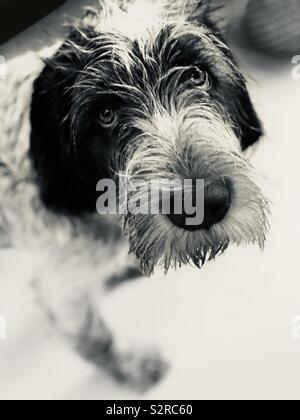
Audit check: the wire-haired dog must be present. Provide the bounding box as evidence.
[0,0,269,389]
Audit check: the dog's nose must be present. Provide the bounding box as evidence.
[167,179,232,231]
[202,180,232,230]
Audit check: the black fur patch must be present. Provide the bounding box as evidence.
[30,31,112,215]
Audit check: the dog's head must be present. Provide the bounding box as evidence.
[30,0,269,275]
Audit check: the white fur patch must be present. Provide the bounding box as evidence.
[100,0,165,41]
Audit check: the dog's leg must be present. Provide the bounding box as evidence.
[105,265,143,290]
[34,251,168,391]
[75,298,168,391]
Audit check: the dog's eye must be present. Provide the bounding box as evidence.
[183,67,211,89]
[98,108,117,128]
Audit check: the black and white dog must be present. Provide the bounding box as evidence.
[0,0,269,389]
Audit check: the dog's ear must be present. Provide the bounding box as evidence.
[170,0,236,37]
[203,0,237,36]
[30,22,100,214]
[237,86,264,150]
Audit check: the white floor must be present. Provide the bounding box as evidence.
[1,1,300,400]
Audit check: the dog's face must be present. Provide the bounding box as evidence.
[30,0,269,275]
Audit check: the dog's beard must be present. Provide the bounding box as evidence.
[118,107,270,276]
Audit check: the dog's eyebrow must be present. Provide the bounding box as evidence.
[147,25,239,82]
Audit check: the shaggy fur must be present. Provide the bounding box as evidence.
[0,0,269,389]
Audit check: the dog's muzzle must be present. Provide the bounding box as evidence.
[167,178,232,231]
[122,108,269,275]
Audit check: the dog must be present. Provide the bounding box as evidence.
[0,0,269,390]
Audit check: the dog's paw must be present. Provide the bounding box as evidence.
[113,349,169,391]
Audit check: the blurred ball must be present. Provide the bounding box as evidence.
[245,0,300,57]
